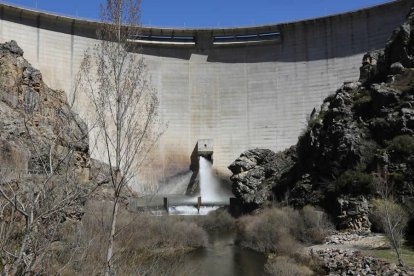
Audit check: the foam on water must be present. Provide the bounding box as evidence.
[168,206,221,215]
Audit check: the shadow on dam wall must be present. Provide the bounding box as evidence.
[1,0,414,63]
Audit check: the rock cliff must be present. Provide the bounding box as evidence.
[0,41,136,203]
[0,40,89,179]
[229,8,414,228]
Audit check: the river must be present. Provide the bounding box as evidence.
[179,231,267,276]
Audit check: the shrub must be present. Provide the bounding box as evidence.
[335,170,375,195]
[353,88,372,106]
[301,205,333,244]
[387,135,414,156]
[196,208,235,232]
[237,206,332,255]
[237,208,302,255]
[49,201,208,275]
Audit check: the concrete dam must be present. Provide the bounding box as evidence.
[0,1,413,190]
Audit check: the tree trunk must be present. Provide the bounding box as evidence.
[2,263,10,276]
[105,198,119,276]
[395,246,405,267]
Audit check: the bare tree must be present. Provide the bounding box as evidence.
[0,117,90,275]
[371,199,408,266]
[79,0,162,274]
[372,166,408,267]
[0,38,95,274]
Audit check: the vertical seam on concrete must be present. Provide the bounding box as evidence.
[0,6,4,42]
[274,50,278,150]
[188,53,192,161]
[70,19,74,100]
[36,14,40,62]
[159,58,166,181]
[214,60,219,169]
[351,14,355,54]
[244,46,250,148]
[327,16,333,94]
[0,7,3,43]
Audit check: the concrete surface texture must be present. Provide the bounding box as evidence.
[0,1,413,190]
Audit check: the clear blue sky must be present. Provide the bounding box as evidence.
[0,0,394,27]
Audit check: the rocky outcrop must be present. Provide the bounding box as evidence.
[336,197,371,231]
[284,7,414,211]
[229,8,414,226]
[228,147,295,210]
[0,42,95,274]
[0,40,89,179]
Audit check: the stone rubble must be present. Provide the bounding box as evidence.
[325,232,365,245]
[313,248,414,276]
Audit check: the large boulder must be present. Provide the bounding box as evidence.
[228,147,295,210]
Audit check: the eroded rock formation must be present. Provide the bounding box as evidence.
[228,148,295,210]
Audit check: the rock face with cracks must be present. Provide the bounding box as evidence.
[0,40,89,180]
[228,148,295,210]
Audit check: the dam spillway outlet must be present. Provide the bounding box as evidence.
[197,139,213,161]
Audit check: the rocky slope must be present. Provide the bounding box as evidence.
[0,41,137,203]
[0,40,89,179]
[229,8,414,227]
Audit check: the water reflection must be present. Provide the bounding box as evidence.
[180,232,266,276]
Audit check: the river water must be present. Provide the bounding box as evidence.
[179,232,267,276]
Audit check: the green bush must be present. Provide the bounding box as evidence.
[335,170,375,195]
[352,89,372,106]
[387,135,414,155]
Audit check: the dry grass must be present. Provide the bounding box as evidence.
[48,200,208,275]
[265,256,314,276]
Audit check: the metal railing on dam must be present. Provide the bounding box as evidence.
[1,0,414,188]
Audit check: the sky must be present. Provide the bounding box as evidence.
[0,0,394,28]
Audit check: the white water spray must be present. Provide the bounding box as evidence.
[199,156,228,203]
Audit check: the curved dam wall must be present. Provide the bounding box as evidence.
[0,1,413,189]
